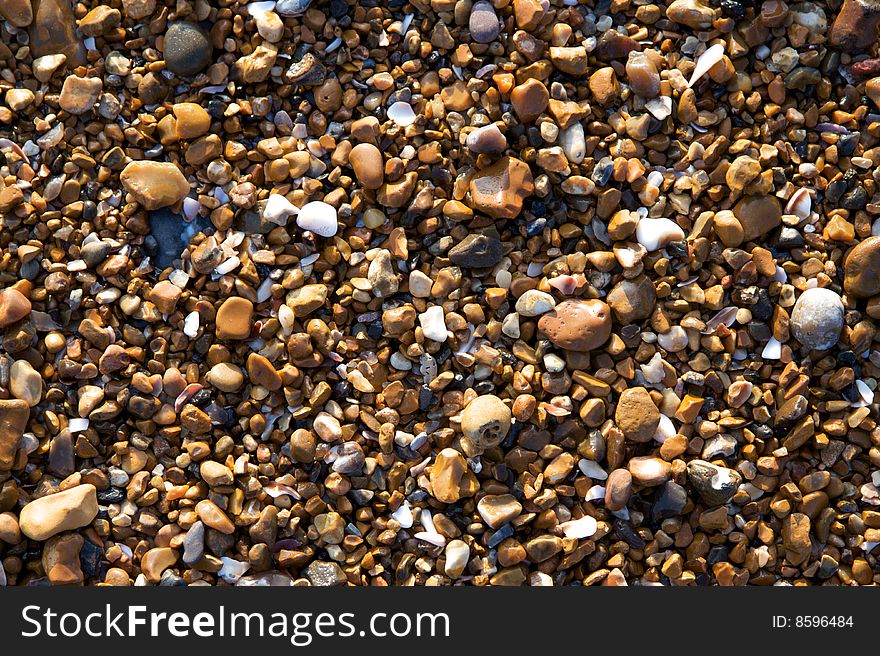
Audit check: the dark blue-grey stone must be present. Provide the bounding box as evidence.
[146,209,211,270]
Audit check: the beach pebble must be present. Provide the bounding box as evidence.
[790,287,844,351]
[296,201,338,237]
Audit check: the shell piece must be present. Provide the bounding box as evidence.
[687,43,725,88]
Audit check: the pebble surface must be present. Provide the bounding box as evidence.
[0,0,878,589]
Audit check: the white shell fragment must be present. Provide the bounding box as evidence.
[387,101,417,127]
[687,43,725,88]
[218,557,251,583]
[559,515,598,539]
[263,193,298,225]
[296,200,338,237]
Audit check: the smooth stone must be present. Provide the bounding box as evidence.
[79,5,120,36]
[466,124,507,154]
[627,456,672,486]
[469,156,534,218]
[510,78,549,123]
[448,233,504,268]
[444,539,470,578]
[5,89,35,111]
[782,513,811,565]
[164,22,212,76]
[32,54,67,82]
[296,201,338,237]
[844,235,880,297]
[477,494,523,528]
[195,499,235,534]
[515,289,556,316]
[206,362,244,392]
[538,299,611,351]
[686,460,742,506]
[615,386,660,443]
[461,395,512,450]
[10,360,42,407]
[469,1,501,43]
[367,249,398,298]
[605,469,633,511]
[559,123,586,163]
[30,0,86,66]
[275,0,312,15]
[657,326,688,352]
[348,143,384,189]
[215,297,253,340]
[636,217,685,252]
[733,195,782,241]
[790,287,844,351]
[653,480,687,520]
[182,521,205,565]
[286,284,328,317]
[173,102,211,139]
[19,484,98,540]
[262,194,297,226]
[607,275,656,323]
[303,561,347,586]
[387,101,417,127]
[0,512,21,544]
[419,305,448,342]
[0,399,30,471]
[0,288,32,328]
[142,547,178,583]
[247,353,282,391]
[121,161,189,210]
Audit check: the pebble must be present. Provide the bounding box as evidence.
[466,124,507,154]
[844,235,880,297]
[348,143,384,189]
[19,484,99,541]
[469,156,534,218]
[10,360,42,407]
[419,305,448,342]
[460,394,512,450]
[605,469,633,511]
[607,276,656,323]
[215,297,254,340]
[448,233,504,268]
[120,161,190,210]
[0,399,30,471]
[615,387,660,443]
[686,460,742,506]
[0,0,32,26]
[296,201,338,237]
[515,289,556,316]
[538,299,611,351]
[444,539,470,578]
[59,75,102,115]
[430,448,477,503]
[790,288,844,351]
[635,217,685,252]
[477,494,523,528]
[0,288,31,328]
[627,456,672,487]
[469,1,501,43]
[163,22,213,77]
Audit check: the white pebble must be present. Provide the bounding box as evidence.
[657,326,688,352]
[652,414,676,443]
[214,256,241,275]
[559,515,598,539]
[585,485,606,502]
[296,201,338,237]
[635,217,685,252]
[761,336,782,360]
[387,101,417,127]
[687,43,725,88]
[183,311,200,338]
[391,500,414,528]
[218,557,251,583]
[419,305,448,342]
[558,123,586,164]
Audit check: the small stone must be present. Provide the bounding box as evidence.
[182,521,205,565]
[30,0,86,66]
[296,201,338,237]
[687,460,742,506]
[538,299,611,351]
[790,288,844,351]
[215,297,254,340]
[627,456,672,486]
[206,363,244,392]
[141,547,178,583]
[616,387,660,443]
[79,6,121,36]
[515,289,556,316]
[844,235,880,297]
[477,494,523,529]
[195,499,235,534]
[510,78,549,123]
[0,288,31,328]
[444,539,470,578]
[666,0,716,28]
[732,195,782,241]
[605,469,633,510]
[514,0,547,30]
[19,484,98,541]
[461,394,512,450]
[43,534,84,584]
[235,43,278,83]
[368,249,398,298]
[200,460,233,487]
[5,89,35,111]
[314,512,345,544]
[247,353,282,391]
[348,143,384,189]
[607,276,656,323]
[448,233,504,268]
[419,305,448,342]
[0,399,29,471]
[59,75,102,115]
[10,360,42,407]
[254,10,284,42]
[469,156,534,219]
[430,448,477,503]
[120,161,189,210]
[32,54,67,82]
[636,217,685,252]
[466,124,507,154]
[303,561,347,586]
[469,1,501,43]
[122,0,155,19]
[0,512,21,544]
[286,284,328,317]
[782,513,812,565]
[149,280,181,315]
[173,102,211,139]
[164,22,213,77]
